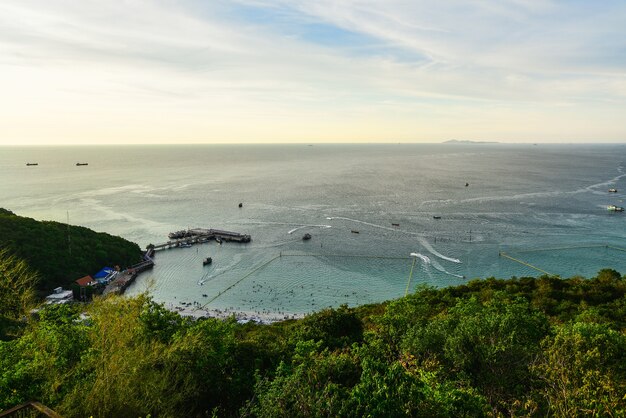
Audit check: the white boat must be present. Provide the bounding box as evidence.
[607,205,624,212]
[609,188,618,193]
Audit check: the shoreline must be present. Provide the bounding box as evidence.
[166,302,306,324]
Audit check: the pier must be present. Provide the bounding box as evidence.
[103,249,155,296]
[104,228,250,296]
[150,228,251,251]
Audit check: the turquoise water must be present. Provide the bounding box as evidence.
[1,144,625,315]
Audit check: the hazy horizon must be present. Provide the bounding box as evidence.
[1,1,625,145]
[2,141,626,147]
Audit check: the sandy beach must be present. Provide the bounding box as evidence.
[166,302,305,324]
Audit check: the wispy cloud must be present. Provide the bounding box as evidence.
[0,0,625,144]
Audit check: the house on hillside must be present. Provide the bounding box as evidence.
[93,267,117,285]
[75,275,95,287]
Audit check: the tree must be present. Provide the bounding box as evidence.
[251,341,360,418]
[400,294,550,414]
[532,322,626,416]
[0,249,37,339]
[59,295,180,418]
[290,304,363,351]
[0,303,87,409]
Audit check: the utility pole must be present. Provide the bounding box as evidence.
[67,211,71,256]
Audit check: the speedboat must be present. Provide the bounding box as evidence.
[609,188,618,193]
[302,233,311,240]
[203,257,212,265]
[607,205,624,212]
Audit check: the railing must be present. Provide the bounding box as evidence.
[0,402,62,418]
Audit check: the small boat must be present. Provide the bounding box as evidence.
[607,205,624,212]
[351,230,359,234]
[302,233,311,241]
[215,237,222,244]
[202,294,208,297]
[465,182,469,187]
[238,202,243,208]
[76,162,88,166]
[203,257,212,265]
[433,216,442,219]
[26,163,38,166]
[391,223,400,227]
[609,188,618,193]
[179,242,192,248]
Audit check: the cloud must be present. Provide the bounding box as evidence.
[0,0,625,144]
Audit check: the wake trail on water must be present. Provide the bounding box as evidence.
[409,252,431,264]
[583,172,626,191]
[327,216,461,264]
[430,259,464,278]
[198,258,246,286]
[326,216,401,232]
[198,269,230,285]
[416,236,462,263]
[420,172,626,207]
[410,252,462,278]
[287,225,332,234]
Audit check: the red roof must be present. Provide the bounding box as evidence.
[75,275,94,287]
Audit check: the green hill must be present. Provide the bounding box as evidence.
[1,266,625,416]
[1,211,625,416]
[0,208,142,293]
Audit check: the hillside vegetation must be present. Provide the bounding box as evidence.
[0,208,142,293]
[1,248,625,417]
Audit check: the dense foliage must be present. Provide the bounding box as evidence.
[0,208,142,293]
[0,249,37,339]
[1,256,625,416]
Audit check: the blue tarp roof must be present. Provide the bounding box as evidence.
[93,267,115,279]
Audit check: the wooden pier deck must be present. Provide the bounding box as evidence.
[150,228,251,251]
[103,251,155,296]
[103,228,250,296]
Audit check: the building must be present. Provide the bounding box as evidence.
[44,287,74,305]
[75,275,95,287]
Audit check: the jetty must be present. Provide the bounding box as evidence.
[103,249,155,296]
[152,228,251,251]
[103,228,250,295]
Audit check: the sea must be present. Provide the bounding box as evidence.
[1,144,625,317]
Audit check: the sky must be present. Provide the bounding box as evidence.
[1,0,625,145]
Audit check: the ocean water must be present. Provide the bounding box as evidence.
[1,144,625,316]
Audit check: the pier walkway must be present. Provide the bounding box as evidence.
[150,228,251,251]
[103,249,155,296]
[103,228,250,296]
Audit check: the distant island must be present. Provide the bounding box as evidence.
[443,139,499,144]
